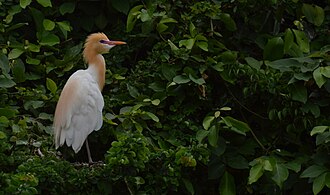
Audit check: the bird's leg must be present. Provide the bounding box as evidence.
[85,139,93,163]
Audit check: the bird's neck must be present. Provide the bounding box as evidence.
[86,53,106,90]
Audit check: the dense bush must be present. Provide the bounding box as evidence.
[0,0,329,194]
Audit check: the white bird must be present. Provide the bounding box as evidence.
[53,32,126,163]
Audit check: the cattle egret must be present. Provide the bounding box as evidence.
[53,32,126,163]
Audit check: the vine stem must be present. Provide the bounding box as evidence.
[226,84,267,151]
[125,177,134,195]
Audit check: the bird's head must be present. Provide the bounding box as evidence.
[83,32,126,62]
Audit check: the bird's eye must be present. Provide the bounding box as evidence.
[99,40,106,44]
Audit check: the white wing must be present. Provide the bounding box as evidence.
[53,69,104,153]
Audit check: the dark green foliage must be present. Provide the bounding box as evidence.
[0,0,330,194]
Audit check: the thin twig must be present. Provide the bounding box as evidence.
[226,84,268,120]
[124,177,134,195]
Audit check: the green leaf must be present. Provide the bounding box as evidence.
[189,22,197,37]
[284,29,294,53]
[245,57,262,70]
[111,0,130,14]
[320,66,330,78]
[219,51,237,63]
[173,75,190,84]
[208,125,218,147]
[292,29,310,53]
[8,48,24,60]
[313,67,327,88]
[326,173,330,188]
[0,116,9,127]
[46,78,57,95]
[145,112,159,122]
[203,116,215,130]
[151,99,160,106]
[36,0,52,7]
[126,84,140,98]
[301,165,328,178]
[183,179,194,195]
[157,23,169,33]
[27,43,40,52]
[0,53,10,74]
[40,33,60,46]
[222,116,250,135]
[57,21,71,31]
[311,126,329,136]
[179,38,195,50]
[196,41,208,51]
[265,58,301,72]
[140,9,151,22]
[219,13,237,31]
[189,74,205,85]
[313,172,326,195]
[26,57,41,65]
[95,14,108,30]
[20,0,32,9]
[12,59,26,83]
[59,2,75,15]
[196,130,209,143]
[0,131,6,139]
[43,19,55,31]
[302,4,324,26]
[219,171,236,195]
[263,37,284,61]
[271,163,289,188]
[248,163,264,184]
[0,76,16,88]
[289,83,307,103]
[285,161,301,173]
[126,5,143,32]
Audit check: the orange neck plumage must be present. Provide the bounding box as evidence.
[83,47,106,91]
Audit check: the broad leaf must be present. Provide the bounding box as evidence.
[293,29,310,53]
[0,76,16,88]
[20,0,32,9]
[311,126,329,136]
[219,171,236,195]
[127,84,140,98]
[313,67,327,88]
[111,0,130,14]
[196,130,209,143]
[36,0,52,7]
[248,164,264,184]
[8,48,24,60]
[222,116,250,135]
[183,179,194,195]
[126,5,143,32]
[40,33,60,46]
[145,112,159,122]
[289,83,307,103]
[271,163,289,188]
[173,75,190,84]
[302,3,324,26]
[46,78,57,95]
[208,125,218,147]
[0,53,10,74]
[263,37,284,61]
[245,57,262,70]
[203,116,215,130]
[179,38,195,50]
[12,59,26,83]
[313,172,327,195]
[43,19,55,31]
[59,2,75,15]
[301,165,328,178]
